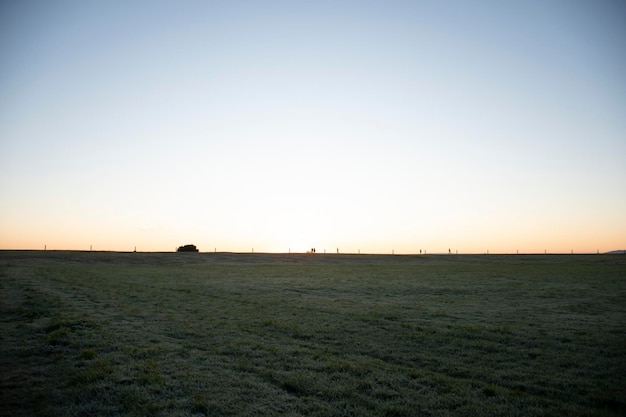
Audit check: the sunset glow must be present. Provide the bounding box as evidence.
[1,1,625,254]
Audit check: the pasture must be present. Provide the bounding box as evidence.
[1,251,624,416]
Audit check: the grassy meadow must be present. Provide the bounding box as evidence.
[1,251,625,416]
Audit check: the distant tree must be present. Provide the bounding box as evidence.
[177,244,199,252]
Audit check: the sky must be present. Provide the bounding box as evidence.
[1,0,625,254]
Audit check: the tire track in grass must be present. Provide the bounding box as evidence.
[25,264,302,416]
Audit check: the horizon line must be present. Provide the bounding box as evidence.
[1,249,625,256]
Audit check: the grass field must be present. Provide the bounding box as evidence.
[1,251,625,416]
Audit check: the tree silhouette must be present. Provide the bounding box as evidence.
[177,244,199,252]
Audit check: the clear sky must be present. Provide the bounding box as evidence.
[1,0,625,254]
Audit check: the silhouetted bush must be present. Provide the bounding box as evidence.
[177,244,199,253]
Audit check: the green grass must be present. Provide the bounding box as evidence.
[1,251,625,416]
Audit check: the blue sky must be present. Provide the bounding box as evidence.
[1,0,625,253]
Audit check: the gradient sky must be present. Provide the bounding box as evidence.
[1,0,625,254]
